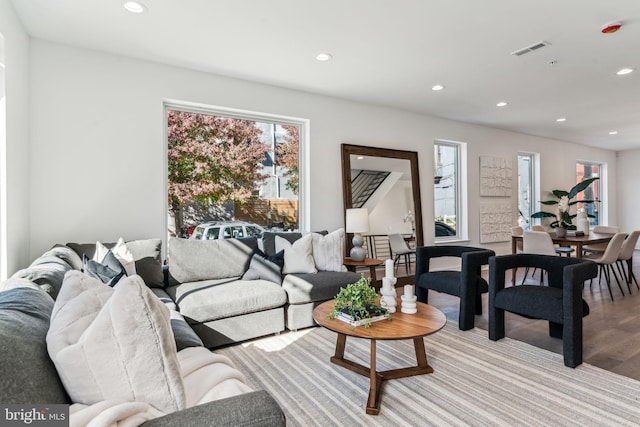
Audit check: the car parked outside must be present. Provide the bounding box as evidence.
[189,221,265,240]
[435,221,456,237]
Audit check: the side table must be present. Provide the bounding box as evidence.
[343,258,384,289]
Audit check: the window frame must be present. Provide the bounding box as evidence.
[517,152,539,230]
[434,139,468,242]
[0,35,6,281]
[576,160,604,227]
[163,100,310,237]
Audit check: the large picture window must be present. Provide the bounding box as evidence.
[165,103,306,240]
[434,140,466,240]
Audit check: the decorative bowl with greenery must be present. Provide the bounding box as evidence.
[530,177,599,230]
[328,275,391,327]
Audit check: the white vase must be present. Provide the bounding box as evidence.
[577,211,590,235]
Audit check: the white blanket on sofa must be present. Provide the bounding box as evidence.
[70,347,252,427]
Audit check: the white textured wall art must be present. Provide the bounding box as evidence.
[480,156,513,197]
[480,203,513,243]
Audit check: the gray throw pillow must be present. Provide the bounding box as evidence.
[0,287,69,404]
[242,250,285,285]
[125,239,165,288]
[82,251,126,287]
[262,232,302,257]
[262,231,329,256]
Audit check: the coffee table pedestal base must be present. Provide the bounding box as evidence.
[330,333,433,415]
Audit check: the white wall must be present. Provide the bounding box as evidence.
[27,40,618,261]
[0,0,30,277]
[369,180,414,235]
[617,150,640,234]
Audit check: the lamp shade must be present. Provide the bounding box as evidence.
[346,208,369,234]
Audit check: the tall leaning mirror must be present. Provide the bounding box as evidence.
[341,144,423,285]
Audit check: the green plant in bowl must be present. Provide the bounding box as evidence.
[329,275,391,327]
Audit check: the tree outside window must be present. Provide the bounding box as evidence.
[167,109,299,238]
[576,161,601,226]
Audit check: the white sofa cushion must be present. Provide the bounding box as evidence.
[47,271,186,413]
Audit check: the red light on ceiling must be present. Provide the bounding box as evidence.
[601,23,622,34]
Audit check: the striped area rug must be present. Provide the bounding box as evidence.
[218,322,640,426]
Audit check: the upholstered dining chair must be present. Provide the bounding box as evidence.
[616,230,640,292]
[582,225,620,256]
[531,225,574,256]
[415,246,495,330]
[584,232,627,301]
[489,254,598,368]
[388,233,415,275]
[521,230,557,284]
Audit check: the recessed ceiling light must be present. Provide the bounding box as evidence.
[124,1,147,13]
[431,85,445,91]
[616,68,633,76]
[356,156,364,160]
[316,53,333,61]
[556,117,567,122]
[609,131,618,135]
[496,101,508,107]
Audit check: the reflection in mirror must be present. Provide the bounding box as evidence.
[341,144,422,286]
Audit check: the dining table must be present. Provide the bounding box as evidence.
[511,231,615,259]
[511,231,615,284]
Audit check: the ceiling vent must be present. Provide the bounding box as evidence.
[511,41,550,56]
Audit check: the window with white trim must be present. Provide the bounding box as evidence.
[518,153,536,230]
[576,161,602,227]
[434,140,466,241]
[165,102,308,240]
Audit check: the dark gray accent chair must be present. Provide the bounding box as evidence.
[488,254,598,368]
[415,246,495,330]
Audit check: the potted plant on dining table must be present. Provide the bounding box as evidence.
[531,177,599,237]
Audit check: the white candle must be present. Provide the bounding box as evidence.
[385,259,394,278]
[404,285,413,297]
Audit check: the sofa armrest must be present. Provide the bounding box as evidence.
[140,391,285,427]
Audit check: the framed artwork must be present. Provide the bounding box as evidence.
[480,202,512,243]
[480,156,512,197]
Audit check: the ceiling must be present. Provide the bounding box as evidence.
[11,0,640,151]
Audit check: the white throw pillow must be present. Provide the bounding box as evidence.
[46,271,186,413]
[112,238,137,276]
[93,241,110,264]
[311,228,347,272]
[276,234,317,274]
[94,238,137,277]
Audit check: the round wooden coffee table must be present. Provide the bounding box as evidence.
[312,299,446,415]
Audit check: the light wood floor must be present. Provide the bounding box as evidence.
[374,259,640,381]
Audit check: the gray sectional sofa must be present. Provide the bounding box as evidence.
[1,231,360,425]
